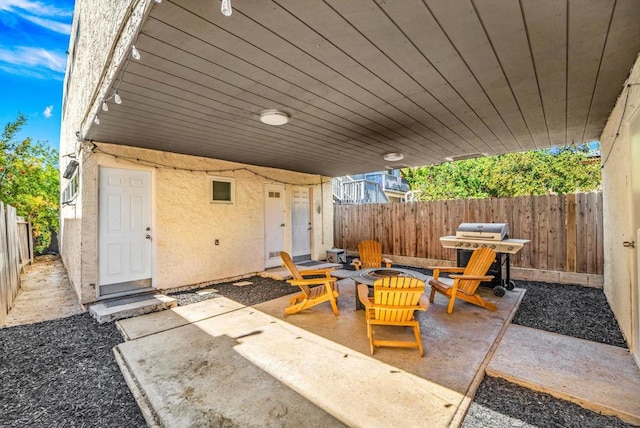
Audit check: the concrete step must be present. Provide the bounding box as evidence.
[89,293,177,324]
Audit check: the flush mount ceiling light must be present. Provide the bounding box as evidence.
[260,109,290,126]
[383,152,404,162]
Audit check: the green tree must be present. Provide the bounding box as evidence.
[402,144,601,201]
[1,114,59,253]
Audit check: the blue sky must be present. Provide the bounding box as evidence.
[0,0,75,151]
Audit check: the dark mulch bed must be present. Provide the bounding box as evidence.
[0,313,146,428]
[463,376,636,428]
[512,280,627,348]
[170,276,295,307]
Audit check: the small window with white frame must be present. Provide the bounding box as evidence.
[208,176,235,204]
[62,170,79,204]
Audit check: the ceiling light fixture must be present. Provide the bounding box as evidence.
[131,45,141,60]
[383,152,404,162]
[260,109,290,126]
[221,0,232,16]
[101,101,108,111]
[93,116,100,125]
[114,92,122,104]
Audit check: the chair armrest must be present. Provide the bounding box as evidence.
[382,258,392,268]
[299,267,336,278]
[428,266,465,273]
[449,274,494,281]
[352,259,362,270]
[430,266,465,280]
[288,277,337,286]
[357,283,372,308]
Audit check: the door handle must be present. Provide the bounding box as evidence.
[623,241,635,248]
[280,223,285,227]
[146,235,152,240]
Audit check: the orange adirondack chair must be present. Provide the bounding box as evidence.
[352,240,392,270]
[280,252,340,316]
[357,276,429,357]
[428,247,497,314]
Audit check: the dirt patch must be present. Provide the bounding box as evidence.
[2,255,83,328]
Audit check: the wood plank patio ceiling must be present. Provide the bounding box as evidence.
[89,0,640,177]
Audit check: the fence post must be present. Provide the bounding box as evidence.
[565,193,577,272]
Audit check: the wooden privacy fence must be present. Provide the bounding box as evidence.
[0,202,34,325]
[334,192,603,275]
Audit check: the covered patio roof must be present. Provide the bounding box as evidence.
[87,0,640,177]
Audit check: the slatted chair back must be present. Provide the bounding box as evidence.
[280,251,310,296]
[373,276,425,322]
[457,247,496,295]
[358,240,384,269]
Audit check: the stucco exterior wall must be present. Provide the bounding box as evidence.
[59,0,147,298]
[77,142,333,302]
[600,53,640,348]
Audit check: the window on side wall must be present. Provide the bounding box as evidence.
[208,176,235,204]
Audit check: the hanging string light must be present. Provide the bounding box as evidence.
[221,0,232,16]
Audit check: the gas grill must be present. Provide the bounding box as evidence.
[439,223,530,296]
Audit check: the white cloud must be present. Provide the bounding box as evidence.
[0,46,66,79]
[0,0,73,34]
[43,105,53,118]
[21,14,71,34]
[0,0,73,17]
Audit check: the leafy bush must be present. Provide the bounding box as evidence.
[1,114,59,253]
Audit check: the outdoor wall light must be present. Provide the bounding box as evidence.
[260,109,290,126]
[63,160,79,179]
[383,152,404,162]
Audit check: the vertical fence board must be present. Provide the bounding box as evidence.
[334,192,603,275]
[0,202,8,325]
[0,202,29,326]
[596,192,604,275]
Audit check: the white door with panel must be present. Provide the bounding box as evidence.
[264,184,285,268]
[292,187,311,261]
[98,167,153,297]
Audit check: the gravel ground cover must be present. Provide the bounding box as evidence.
[0,313,146,427]
[1,259,634,427]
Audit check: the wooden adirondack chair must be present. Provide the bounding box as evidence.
[352,240,393,270]
[357,276,429,357]
[280,252,340,316]
[428,247,497,314]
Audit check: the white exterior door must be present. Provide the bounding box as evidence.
[98,167,153,294]
[292,187,311,260]
[264,184,285,268]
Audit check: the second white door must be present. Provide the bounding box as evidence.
[292,187,311,260]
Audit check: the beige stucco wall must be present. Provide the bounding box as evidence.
[59,0,149,299]
[600,53,640,350]
[76,143,333,303]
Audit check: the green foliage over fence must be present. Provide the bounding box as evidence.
[1,115,59,253]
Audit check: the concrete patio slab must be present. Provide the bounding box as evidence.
[486,325,640,425]
[115,279,524,427]
[116,297,244,340]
